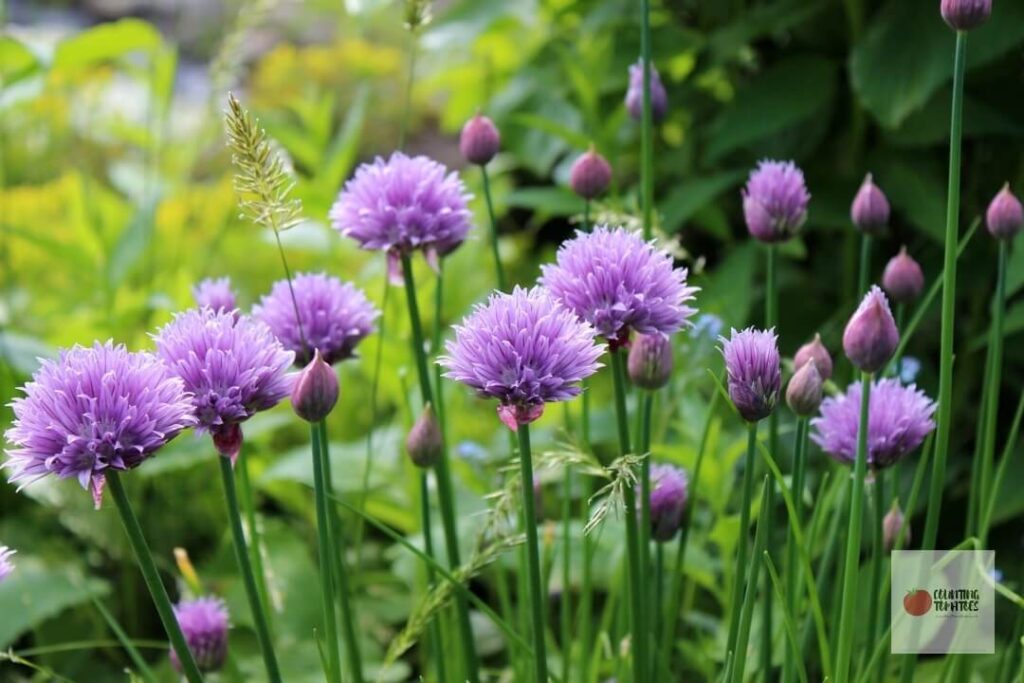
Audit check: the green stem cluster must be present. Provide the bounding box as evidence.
[516,424,549,683]
[639,0,654,242]
[725,424,759,664]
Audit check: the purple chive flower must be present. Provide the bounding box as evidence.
[171,597,229,673]
[625,60,668,122]
[153,309,294,461]
[645,464,689,542]
[742,160,811,243]
[986,184,1023,241]
[253,272,378,366]
[4,342,194,507]
[460,113,501,166]
[812,377,936,469]
[193,277,237,315]
[0,546,15,583]
[539,226,698,348]
[329,152,473,278]
[882,247,925,304]
[439,286,605,430]
[569,147,613,200]
[720,327,781,423]
[793,333,833,381]
[941,0,991,31]
[851,173,890,234]
[843,286,899,374]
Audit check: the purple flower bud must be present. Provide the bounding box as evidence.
[882,246,925,304]
[212,423,243,463]
[742,160,810,243]
[720,327,781,423]
[0,546,15,583]
[850,173,890,234]
[193,277,237,315]
[645,464,689,542]
[171,597,229,673]
[569,147,612,200]
[406,404,443,468]
[793,333,833,381]
[883,501,908,552]
[290,350,339,423]
[986,183,1023,240]
[628,333,673,390]
[843,286,899,374]
[459,113,501,166]
[786,359,824,417]
[940,0,991,31]
[625,60,668,122]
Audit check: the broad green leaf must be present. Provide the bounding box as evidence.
[504,186,581,218]
[0,36,41,86]
[52,19,163,74]
[660,171,745,233]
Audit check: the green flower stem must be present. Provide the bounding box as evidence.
[638,390,654,666]
[922,29,968,552]
[864,468,885,677]
[578,376,594,683]
[399,251,480,683]
[561,465,572,683]
[610,348,649,683]
[420,471,449,683]
[726,423,759,666]
[835,371,873,683]
[729,477,771,683]
[480,166,506,291]
[892,304,905,378]
[978,239,1007,536]
[516,424,550,683]
[857,234,872,297]
[763,243,778,678]
[398,33,417,151]
[980,389,1024,542]
[639,0,654,241]
[106,471,205,683]
[235,448,274,636]
[216,456,282,683]
[309,423,342,683]
[782,416,809,683]
[653,542,664,656]
[317,421,364,683]
[583,198,591,233]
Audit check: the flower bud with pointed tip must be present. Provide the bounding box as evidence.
[883,501,909,552]
[407,404,443,468]
[290,350,339,423]
[569,147,612,200]
[851,173,890,234]
[793,333,833,381]
[459,113,500,166]
[843,286,899,373]
[645,464,689,542]
[628,333,673,390]
[625,60,669,122]
[986,183,1023,240]
[882,246,925,304]
[940,0,991,31]
[787,360,824,417]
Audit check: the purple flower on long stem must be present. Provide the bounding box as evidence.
[843,285,899,373]
[329,152,473,279]
[153,309,294,460]
[720,327,781,423]
[253,272,378,366]
[742,160,810,243]
[193,277,237,315]
[0,546,15,583]
[4,342,195,507]
[812,377,935,469]
[171,596,230,673]
[850,173,890,234]
[645,464,689,542]
[539,225,697,348]
[625,60,668,122]
[439,286,605,430]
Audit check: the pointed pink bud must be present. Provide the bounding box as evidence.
[786,359,824,417]
[883,500,909,552]
[843,286,899,373]
[627,333,673,390]
[793,333,833,381]
[459,113,501,166]
[940,0,991,31]
[387,251,405,286]
[407,404,443,468]
[91,475,106,510]
[986,183,1023,241]
[851,173,890,234]
[212,423,244,465]
[291,350,339,423]
[497,402,545,431]
[882,246,925,304]
[569,146,612,200]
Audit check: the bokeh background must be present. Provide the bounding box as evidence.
[2,0,1024,680]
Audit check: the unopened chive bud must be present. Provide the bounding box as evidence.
[940,0,991,31]
[843,286,899,373]
[786,360,824,417]
[290,350,339,423]
[569,146,612,200]
[793,333,833,381]
[883,501,909,552]
[851,173,890,235]
[882,246,924,304]
[459,112,500,166]
[627,333,673,390]
[986,183,1023,241]
[406,404,443,468]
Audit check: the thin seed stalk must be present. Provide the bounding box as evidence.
[782,416,809,683]
[217,456,282,683]
[517,424,550,683]
[922,29,968,552]
[480,166,506,290]
[106,471,205,683]
[978,240,1007,533]
[398,251,480,682]
[726,423,759,664]
[610,349,649,683]
[835,371,873,683]
[309,423,342,683]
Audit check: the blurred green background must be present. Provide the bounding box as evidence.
[2,0,1024,680]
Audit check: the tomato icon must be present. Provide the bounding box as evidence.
[903,589,933,616]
